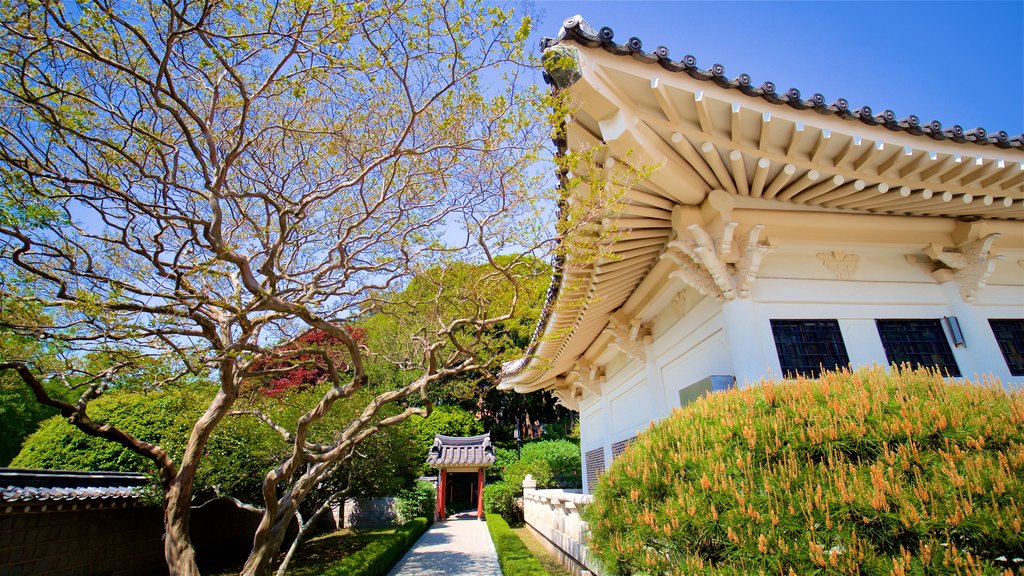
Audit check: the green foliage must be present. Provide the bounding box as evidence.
[484,481,523,525]
[12,383,421,504]
[499,439,581,489]
[0,286,69,465]
[493,446,518,476]
[361,256,550,370]
[486,513,551,576]
[320,517,430,576]
[519,440,581,487]
[415,405,484,448]
[12,389,200,473]
[584,366,1024,575]
[395,481,436,524]
[502,458,552,491]
[485,439,581,525]
[0,378,66,466]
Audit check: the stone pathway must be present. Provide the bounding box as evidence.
[386,511,502,576]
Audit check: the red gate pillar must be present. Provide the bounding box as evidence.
[477,468,485,518]
[438,469,447,521]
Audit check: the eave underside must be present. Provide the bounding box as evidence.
[502,45,1024,398]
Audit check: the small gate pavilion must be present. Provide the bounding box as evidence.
[426,433,495,520]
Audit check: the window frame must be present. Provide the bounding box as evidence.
[769,319,851,378]
[875,318,961,377]
[989,319,1024,376]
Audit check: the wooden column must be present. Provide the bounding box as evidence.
[477,468,485,518]
[438,469,447,521]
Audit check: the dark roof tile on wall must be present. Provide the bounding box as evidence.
[426,433,496,468]
[0,468,147,503]
[545,15,1023,150]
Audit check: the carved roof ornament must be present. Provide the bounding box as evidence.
[817,251,860,280]
[542,44,583,90]
[572,359,605,396]
[662,190,773,300]
[605,311,652,362]
[924,232,1004,301]
[552,388,581,412]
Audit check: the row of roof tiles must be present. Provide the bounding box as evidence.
[546,16,1023,149]
[2,485,142,502]
[1,469,147,503]
[425,433,496,467]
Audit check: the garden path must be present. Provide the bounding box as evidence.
[386,511,501,576]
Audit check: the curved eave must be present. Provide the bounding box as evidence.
[501,20,1024,397]
[550,15,1023,151]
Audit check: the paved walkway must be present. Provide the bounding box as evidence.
[387,511,502,576]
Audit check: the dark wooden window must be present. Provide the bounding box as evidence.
[770,319,850,377]
[989,319,1024,376]
[584,447,606,491]
[875,319,960,376]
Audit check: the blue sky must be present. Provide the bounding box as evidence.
[528,1,1024,135]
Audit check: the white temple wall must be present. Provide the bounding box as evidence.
[578,249,1023,492]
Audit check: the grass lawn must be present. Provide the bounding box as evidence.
[284,526,399,576]
[510,526,573,576]
[209,526,400,576]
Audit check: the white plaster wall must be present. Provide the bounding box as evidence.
[578,249,1024,492]
[653,296,731,409]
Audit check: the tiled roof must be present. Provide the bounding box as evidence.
[1,468,147,503]
[501,15,1024,397]
[545,16,1023,150]
[426,433,495,468]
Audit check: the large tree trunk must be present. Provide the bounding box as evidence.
[240,507,294,576]
[166,383,238,575]
[164,481,201,576]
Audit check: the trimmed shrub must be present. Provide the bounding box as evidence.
[486,513,550,576]
[321,516,430,576]
[500,439,581,488]
[395,480,436,524]
[484,481,524,525]
[585,366,1024,575]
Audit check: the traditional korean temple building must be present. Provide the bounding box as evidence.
[426,433,495,520]
[502,16,1024,493]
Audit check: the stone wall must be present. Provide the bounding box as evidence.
[521,477,602,576]
[0,497,270,575]
[0,503,165,576]
[316,497,400,532]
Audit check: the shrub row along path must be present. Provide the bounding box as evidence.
[387,511,502,575]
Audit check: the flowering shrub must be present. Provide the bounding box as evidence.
[584,366,1024,575]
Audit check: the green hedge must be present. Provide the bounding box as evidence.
[484,481,523,524]
[584,366,1024,575]
[321,516,430,576]
[485,514,550,576]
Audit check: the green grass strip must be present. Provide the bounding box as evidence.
[485,514,550,576]
[320,517,430,576]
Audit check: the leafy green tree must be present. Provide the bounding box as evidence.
[360,256,576,443]
[0,284,69,464]
[0,2,575,574]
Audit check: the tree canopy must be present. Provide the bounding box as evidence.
[0,0,574,573]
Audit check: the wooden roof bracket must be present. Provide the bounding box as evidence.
[662,190,774,300]
[923,223,1004,301]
